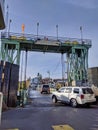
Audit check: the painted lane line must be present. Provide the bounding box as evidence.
[52,124,74,130]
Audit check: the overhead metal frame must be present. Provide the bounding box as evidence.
[0,32,92,83]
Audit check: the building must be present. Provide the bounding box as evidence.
[30,77,40,89]
[88,67,98,87]
[0,61,19,107]
[0,0,5,29]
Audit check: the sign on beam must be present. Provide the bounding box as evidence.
[35,39,61,46]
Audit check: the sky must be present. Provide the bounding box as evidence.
[1,0,98,80]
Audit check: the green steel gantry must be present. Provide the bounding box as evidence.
[0,32,92,84]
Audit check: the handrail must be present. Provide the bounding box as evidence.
[1,32,92,46]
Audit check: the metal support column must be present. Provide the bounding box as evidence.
[24,49,28,88]
[68,46,89,85]
[61,53,65,84]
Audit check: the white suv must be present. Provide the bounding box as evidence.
[52,86,96,107]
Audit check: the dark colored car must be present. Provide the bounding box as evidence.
[41,84,50,94]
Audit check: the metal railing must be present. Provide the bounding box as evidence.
[1,32,92,46]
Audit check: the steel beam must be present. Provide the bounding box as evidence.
[0,32,92,85]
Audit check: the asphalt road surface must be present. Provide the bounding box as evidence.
[0,90,98,130]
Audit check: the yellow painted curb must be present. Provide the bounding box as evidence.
[7,128,19,130]
[52,125,74,130]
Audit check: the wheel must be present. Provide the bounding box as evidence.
[86,103,91,108]
[70,98,77,107]
[52,96,57,103]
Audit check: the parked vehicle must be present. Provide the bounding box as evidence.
[52,86,96,107]
[41,84,50,94]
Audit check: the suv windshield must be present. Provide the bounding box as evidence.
[82,88,93,94]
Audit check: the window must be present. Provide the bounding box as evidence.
[74,88,79,94]
[59,87,65,92]
[82,88,93,94]
[65,88,72,93]
[43,85,49,88]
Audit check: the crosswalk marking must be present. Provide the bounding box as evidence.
[52,124,74,130]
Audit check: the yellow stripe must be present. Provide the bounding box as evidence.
[7,128,19,130]
[52,125,74,130]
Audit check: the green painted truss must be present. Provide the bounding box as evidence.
[0,32,92,83]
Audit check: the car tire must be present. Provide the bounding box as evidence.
[70,98,77,108]
[86,103,91,108]
[52,96,57,103]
